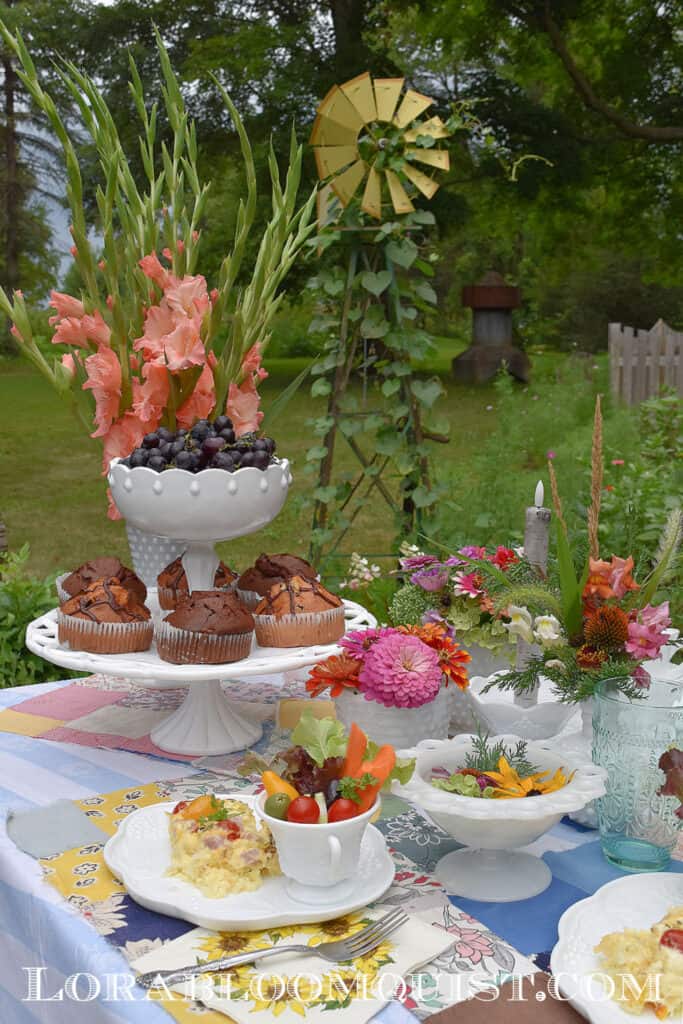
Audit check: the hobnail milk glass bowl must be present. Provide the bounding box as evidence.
[393,734,606,903]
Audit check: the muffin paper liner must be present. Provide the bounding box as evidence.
[235,588,263,612]
[158,581,237,611]
[57,612,153,655]
[254,605,345,648]
[155,621,253,665]
[55,573,69,605]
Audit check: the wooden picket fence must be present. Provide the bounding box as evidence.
[608,319,683,405]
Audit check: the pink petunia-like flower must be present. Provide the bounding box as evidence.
[358,633,442,708]
[339,626,400,658]
[410,565,449,592]
[83,346,122,438]
[176,361,216,428]
[227,375,263,436]
[625,603,671,660]
[49,290,85,324]
[453,571,483,599]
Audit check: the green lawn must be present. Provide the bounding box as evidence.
[0,347,585,581]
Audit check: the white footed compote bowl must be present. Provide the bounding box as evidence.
[108,457,292,591]
[393,734,606,903]
[451,672,578,740]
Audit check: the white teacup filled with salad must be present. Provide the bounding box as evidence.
[252,711,414,903]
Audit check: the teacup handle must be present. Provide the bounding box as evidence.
[327,835,342,879]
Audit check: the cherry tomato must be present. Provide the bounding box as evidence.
[286,796,320,824]
[328,798,359,822]
[264,793,291,820]
[172,800,189,815]
[660,929,683,952]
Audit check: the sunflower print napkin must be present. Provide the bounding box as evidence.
[132,908,455,1023]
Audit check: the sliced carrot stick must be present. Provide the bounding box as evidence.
[342,722,368,779]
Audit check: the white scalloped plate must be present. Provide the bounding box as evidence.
[551,873,683,1023]
[104,794,395,931]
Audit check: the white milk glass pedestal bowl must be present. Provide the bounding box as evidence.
[393,734,606,902]
[108,457,293,592]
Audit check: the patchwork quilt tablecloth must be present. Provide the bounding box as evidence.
[1,677,681,1024]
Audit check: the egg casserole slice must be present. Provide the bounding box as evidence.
[595,906,683,1019]
[167,795,280,898]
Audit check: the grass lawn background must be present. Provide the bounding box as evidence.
[0,345,599,581]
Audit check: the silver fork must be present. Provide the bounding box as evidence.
[137,907,408,989]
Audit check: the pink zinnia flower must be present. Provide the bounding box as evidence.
[339,627,399,658]
[399,554,438,572]
[358,633,442,708]
[453,571,483,599]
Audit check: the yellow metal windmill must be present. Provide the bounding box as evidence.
[310,71,452,221]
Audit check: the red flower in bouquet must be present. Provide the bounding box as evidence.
[582,555,639,610]
[489,546,518,571]
[306,654,362,698]
[398,624,471,690]
[576,644,608,670]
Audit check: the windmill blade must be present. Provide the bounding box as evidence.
[314,145,359,179]
[393,89,433,129]
[310,85,365,146]
[373,78,404,122]
[361,162,383,220]
[330,159,366,206]
[404,116,450,143]
[340,71,377,123]
[385,168,414,214]
[316,183,340,231]
[402,163,439,199]
[406,148,450,172]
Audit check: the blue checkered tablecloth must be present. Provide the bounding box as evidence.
[1,678,681,1023]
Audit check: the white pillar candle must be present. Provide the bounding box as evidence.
[514,480,551,707]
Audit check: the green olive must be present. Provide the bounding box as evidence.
[264,792,291,819]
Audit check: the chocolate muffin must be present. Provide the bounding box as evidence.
[156,590,255,665]
[237,552,317,610]
[157,556,237,610]
[58,578,153,654]
[57,557,147,605]
[254,575,344,648]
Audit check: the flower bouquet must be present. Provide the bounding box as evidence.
[480,397,680,705]
[305,623,470,748]
[0,27,315,520]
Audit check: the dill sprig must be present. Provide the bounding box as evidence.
[464,732,539,776]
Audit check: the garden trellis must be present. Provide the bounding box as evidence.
[306,73,458,565]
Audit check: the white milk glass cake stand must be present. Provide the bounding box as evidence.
[25,456,377,756]
[26,595,375,756]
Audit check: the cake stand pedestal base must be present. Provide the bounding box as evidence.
[434,848,552,903]
[150,679,263,756]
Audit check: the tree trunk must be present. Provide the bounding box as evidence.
[329,0,368,80]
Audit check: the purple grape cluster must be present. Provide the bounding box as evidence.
[117,416,277,473]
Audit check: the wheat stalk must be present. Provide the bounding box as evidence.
[547,460,567,534]
[587,395,603,559]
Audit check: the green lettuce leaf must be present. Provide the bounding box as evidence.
[290,711,347,767]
